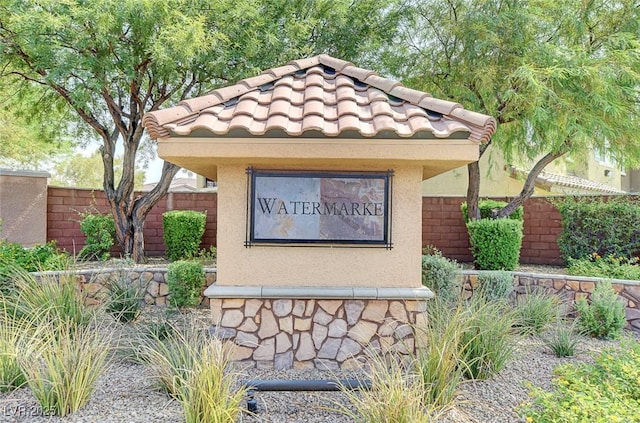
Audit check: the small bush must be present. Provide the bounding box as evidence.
[556,196,640,262]
[78,213,115,261]
[467,218,523,270]
[0,241,69,292]
[567,254,640,280]
[167,261,205,308]
[103,273,145,323]
[17,319,112,417]
[476,270,514,302]
[520,340,640,422]
[460,297,516,380]
[513,289,561,335]
[575,280,626,339]
[421,253,461,303]
[163,210,206,262]
[461,200,523,223]
[542,322,580,357]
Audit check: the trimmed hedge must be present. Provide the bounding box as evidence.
[162,210,206,262]
[166,260,205,308]
[556,196,640,262]
[467,218,523,270]
[461,200,524,223]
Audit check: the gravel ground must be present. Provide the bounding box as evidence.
[0,308,637,423]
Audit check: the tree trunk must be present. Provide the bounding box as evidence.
[495,151,566,218]
[466,161,481,221]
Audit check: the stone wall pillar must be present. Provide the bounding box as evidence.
[205,285,432,370]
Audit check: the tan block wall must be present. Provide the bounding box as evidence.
[0,170,49,246]
[216,163,423,288]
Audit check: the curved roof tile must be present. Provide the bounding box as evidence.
[143,55,497,142]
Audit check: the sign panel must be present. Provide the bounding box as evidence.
[247,170,392,246]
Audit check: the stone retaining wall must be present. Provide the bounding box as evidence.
[210,298,428,371]
[41,267,217,307]
[460,271,640,331]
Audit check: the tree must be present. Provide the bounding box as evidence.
[386,0,640,220]
[0,0,401,262]
[51,151,145,190]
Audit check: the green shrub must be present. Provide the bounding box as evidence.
[542,321,580,358]
[476,270,514,302]
[520,340,640,422]
[0,241,69,291]
[167,261,205,308]
[421,253,461,302]
[162,210,206,262]
[466,218,523,270]
[103,273,145,323]
[78,213,115,261]
[461,200,523,223]
[575,280,626,339]
[513,289,561,335]
[556,196,640,262]
[566,254,640,280]
[460,297,516,380]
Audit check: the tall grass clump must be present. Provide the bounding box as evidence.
[575,280,626,339]
[542,321,581,358]
[475,271,514,302]
[133,320,244,422]
[178,340,245,423]
[421,250,461,303]
[513,289,561,335]
[17,320,112,417]
[0,266,92,330]
[461,297,516,379]
[415,298,468,410]
[334,352,434,423]
[103,272,145,323]
[0,310,27,392]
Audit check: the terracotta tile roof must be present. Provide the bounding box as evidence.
[508,165,624,194]
[143,55,496,142]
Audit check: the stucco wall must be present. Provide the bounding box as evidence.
[0,169,49,246]
[216,163,423,288]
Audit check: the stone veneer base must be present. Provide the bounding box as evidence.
[206,286,433,370]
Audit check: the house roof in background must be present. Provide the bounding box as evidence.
[141,177,198,192]
[508,166,624,194]
[143,55,496,142]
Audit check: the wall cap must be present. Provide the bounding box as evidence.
[460,269,640,287]
[0,168,50,178]
[204,285,434,300]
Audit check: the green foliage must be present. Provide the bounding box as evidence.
[51,151,146,189]
[476,270,514,302]
[575,280,626,339]
[163,211,206,262]
[0,241,70,295]
[421,253,461,303]
[520,340,640,422]
[166,261,205,308]
[542,322,580,358]
[567,254,640,280]
[78,213,116,261]
[17,320,112,417]
[466,218,523,270]
[556,197,640,263]
[461,200,524,224]
[513,289,561,335]
[460,297,516,380]
[103,272,145,323]
[0,311,27,392]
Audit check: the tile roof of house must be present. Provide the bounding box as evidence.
[143,55,496,142]
[508,166,624,194]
